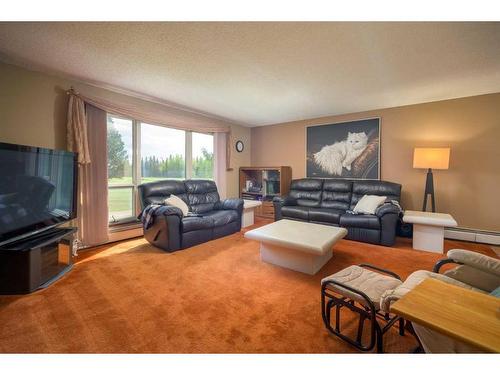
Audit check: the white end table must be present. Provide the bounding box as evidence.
[403,210,457,253]
[242,200,262,228]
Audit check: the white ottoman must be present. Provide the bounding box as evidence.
[242,200,262,228]
[403,210,457,253]
[244,219,347,275]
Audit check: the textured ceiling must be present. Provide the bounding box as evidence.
[0,22,499,126]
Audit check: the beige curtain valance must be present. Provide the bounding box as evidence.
[67,88,233,169]
[68,89,231,134]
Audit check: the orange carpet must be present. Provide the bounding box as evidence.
[0,221,496,353]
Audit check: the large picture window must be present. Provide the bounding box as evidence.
[192,132,214,179]
[107,116,134,223]
[106,115,214,224]
[141,123,186,182]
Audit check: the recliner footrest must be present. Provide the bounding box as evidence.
[321,264,405,352]
[322,265,403,309]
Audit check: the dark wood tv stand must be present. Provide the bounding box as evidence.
[0,227,76,294]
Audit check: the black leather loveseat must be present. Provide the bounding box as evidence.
[273,179,402,246]
[138,179,244,252]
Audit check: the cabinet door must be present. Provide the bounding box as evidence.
[258,202,275,218]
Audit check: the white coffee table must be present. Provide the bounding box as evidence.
[244,219,347,275]
[242,200,262,228]
[403,210,458,253]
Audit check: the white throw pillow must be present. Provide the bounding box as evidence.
[353,195,387,215]
[164,194,189,216]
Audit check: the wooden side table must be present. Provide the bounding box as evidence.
[390,278,500,353]
[403,210,457,253]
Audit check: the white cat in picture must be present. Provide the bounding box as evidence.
[313,132,368,176]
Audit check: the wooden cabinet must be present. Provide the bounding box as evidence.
[239,166,292,219]
[259,201,275,218]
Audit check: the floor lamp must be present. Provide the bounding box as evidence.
[413,148,450,212]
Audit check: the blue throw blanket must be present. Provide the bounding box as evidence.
[139,204,194,229]
[139,204,163,229]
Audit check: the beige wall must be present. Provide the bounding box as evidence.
[251,94,500,232]
[227,125,251,198]
[0,62,250,196]
[0,62,69,149]
[2,61,498,231]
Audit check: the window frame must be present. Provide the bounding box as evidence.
[107,114,137,225]
[191,131,216,180]
[106,113,215,226]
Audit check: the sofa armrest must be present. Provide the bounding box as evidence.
[273,195,296,221]
[214,198,244,231]
[161,204,183,217]
[139,204,182,252]
[374,203,401,247]
[375,202,401,217]
[139,204,183,222]
[273,195,297,207]
[138,204,183,231]
[214,198,244,212]
[446,249,500,277]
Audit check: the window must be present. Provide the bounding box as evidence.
[192,132,214,179]
[141,123,185,182]
[107,116,134,223]
[106,115,214,224]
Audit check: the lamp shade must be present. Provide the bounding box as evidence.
[413,148,450,170]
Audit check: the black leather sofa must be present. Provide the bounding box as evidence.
[138,179,244,252]
[273,179,402,246]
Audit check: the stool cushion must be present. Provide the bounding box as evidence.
[322,265,402,310]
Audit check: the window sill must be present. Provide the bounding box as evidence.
[109,220,141,233]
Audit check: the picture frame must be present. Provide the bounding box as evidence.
[306,118,381,180]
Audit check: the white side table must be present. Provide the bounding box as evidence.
[242,200,262,228]
[403,210,458,253]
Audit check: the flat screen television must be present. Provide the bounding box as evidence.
[0,142,78,247]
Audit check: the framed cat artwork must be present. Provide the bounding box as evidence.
[306,118,380,179]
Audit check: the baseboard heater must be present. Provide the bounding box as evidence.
[444,227,500,246]
[75,225,143,254]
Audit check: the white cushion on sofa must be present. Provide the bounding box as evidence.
[164,194,189,216]
[353,195,387,215]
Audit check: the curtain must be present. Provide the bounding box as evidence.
[214,132,228,199]
[79,92,231,133]
[66,94,90,164]
[66,87,233,246]
[67,94,109,247]
[73,90,233,170]
[225,132,232,171]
